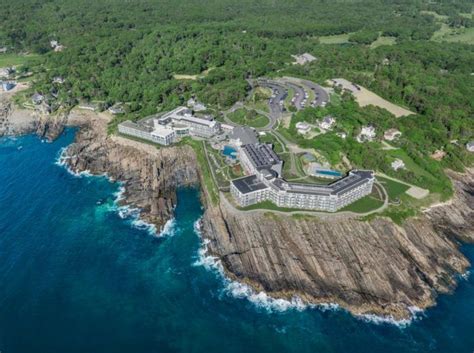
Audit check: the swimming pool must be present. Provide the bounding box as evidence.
[222,145,237,159]
[316,169,342,177]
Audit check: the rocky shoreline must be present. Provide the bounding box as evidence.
[201,172,473,320]
[2,96,473,321]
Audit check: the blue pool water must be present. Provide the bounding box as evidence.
[315,169,342,177]
[222,145,237,159]
[0,130,474,353]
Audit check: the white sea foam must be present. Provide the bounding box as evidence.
[55,147,93,177]
[357,306,424,327]
[460,270,471,281]
[193,218,425,323]
[192,218,314,313]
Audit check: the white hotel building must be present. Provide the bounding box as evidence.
[118,120,176,146]
[230,143,375,212]
[118,106,221,146]
[157,106,221,138]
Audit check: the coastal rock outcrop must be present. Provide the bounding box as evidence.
[64,114,199,228]
[201,170,474,320]
[0,93,38,136]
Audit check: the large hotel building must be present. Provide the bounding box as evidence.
[118,106,221,145]
[231,143,375,212]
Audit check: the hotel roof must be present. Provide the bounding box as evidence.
[232,175,269,194]
[270,170,374,196]
[242,143,281,171]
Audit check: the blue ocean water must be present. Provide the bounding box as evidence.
[0,130,473,353]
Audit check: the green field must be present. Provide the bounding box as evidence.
[340,195,384,213]
[184,139,219,205]
[227,109,269,128]
[370,36,397,49]
[385,149,434,180]
[259,133,285,153]
[376,176,410,201]
[318,33,351,44]
[0,53,40,67]
[438,27,474,44]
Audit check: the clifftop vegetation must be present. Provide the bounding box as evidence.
[1,0,473,197]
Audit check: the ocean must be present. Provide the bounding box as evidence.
[0,130,473,353]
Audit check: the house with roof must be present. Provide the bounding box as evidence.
[467,141,474,152]
[319,116,336,130]
[1,81,16,92]
[187,97,207,112]
[357,125,376,142]
[384,128,402,141]
[32,93,44,105]
[108,103,125,115]
[391,159,405,171]
[292,53,317,65]
[296,122,311,134]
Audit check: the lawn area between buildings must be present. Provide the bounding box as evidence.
[376,176,410,201]
[183,139,219,205]
[340,194,384,213]
[227,108,269,128]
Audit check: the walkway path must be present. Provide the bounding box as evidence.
[376,172,429,199]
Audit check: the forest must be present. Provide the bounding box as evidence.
[1,0,473,196]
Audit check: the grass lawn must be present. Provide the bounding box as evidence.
[385,149,434,180]
[318,33,352,44]
[376,176,410,201]
[370,36,397,49]
[439,27,474,45]
[116,133,162,148]
[239,200,306,212]
[0,53,40,67]
[340,195,384,213]
[183,139,219,205]
[259,133,285,153]
[228,109,269,128]
[283,87,295,110]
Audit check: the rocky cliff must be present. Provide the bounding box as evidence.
[0,92,65,140]
[64,115,199,228]
[201,169,473,320]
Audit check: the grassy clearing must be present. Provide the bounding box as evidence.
[340,194,384,213]
[420,11,449,21]
[227,108,269,128]
[370,36,397,49]
[259,133,285,153]
[318,33,351,44]
[183,139,219,205]
[439,27,474,44]
[0,53,40,67]
[173,67,214,80]
[116,133,162,149]
[385,149,435,180]
[239,200,306,212]
[376,176,409,201]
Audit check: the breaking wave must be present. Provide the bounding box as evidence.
[357,306,424,328]
[55,147,93,177]
[192,217,335,314]
[192,217,426,324]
